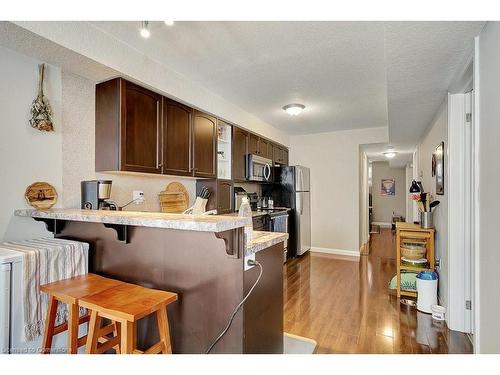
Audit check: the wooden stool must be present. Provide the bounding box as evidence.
[40,273,124,354]
[79,283,178,354]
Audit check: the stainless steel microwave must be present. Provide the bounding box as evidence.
[247,154,272,182]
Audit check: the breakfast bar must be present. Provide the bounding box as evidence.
[15,209,288,354]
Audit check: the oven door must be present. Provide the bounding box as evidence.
[247,154,272,182]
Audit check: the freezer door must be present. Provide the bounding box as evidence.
[295,192,311,255]
[294,166,310,192]
[0,263,11,353]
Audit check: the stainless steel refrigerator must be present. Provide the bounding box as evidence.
[264,165,311,257]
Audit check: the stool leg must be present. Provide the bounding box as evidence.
[67,303,79,354]
[120,321,135,354]
[42,296,58,354]
[85,310,101,354]
[156,307,172,354]
[113,321,121,354]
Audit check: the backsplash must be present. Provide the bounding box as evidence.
[95,172,196,212]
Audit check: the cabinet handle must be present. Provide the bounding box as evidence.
[156,101,160,169]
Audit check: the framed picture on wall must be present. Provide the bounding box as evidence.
[431,153,436,177]
[435,141,445,195]
[381,179,395,196]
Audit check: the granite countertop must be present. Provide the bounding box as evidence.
[226,211,269,218]
[246,230,289,256]
[14,209,248,233]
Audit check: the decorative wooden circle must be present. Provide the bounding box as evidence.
[159,182,189,213]
[25,182,58,209]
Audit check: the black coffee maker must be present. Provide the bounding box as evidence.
[81,180,117,210]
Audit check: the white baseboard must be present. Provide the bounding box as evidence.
[371,221,392,228]
[310,247,360,258]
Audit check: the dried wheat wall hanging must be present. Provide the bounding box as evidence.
[29,64,54,131]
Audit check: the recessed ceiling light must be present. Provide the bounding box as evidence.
[140,21,151,38]
[283,103,305,116]
[164,20,175,26]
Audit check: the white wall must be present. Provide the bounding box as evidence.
[61,71,197,211]
[0,46,63,241]
[405,164,413,223]
[371,161,406,223]
[290,127,388,254]
[477,21,500,353]
[417,100,449,308]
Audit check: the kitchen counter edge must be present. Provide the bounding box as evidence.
[14,208,249,233]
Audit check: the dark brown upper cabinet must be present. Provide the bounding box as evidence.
[248,134,260,155]
[259,138,272,160]
[272,143,289,166]
[233,127,248,182]
[192,110,217,178]
[282,148,289,165]
[217,180,233,214]
[163,99,192,176]
[248,133,273,160]
[96,78,162,174]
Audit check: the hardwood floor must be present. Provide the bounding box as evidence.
[283,228,473,354]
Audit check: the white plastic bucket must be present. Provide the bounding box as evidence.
[431,304,446,321]
[416,272,438,313]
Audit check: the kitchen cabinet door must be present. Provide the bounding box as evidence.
[192,110,217,178]
[233,127,248,181]
[260,138,272,160]
[248,134,260,155]
[217,180,233,214]
[282,148,289,166]
[163,99,192,176]
[272,144,281,164]
[121,80,162,173]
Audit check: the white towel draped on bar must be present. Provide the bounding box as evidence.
[0,238,87,341]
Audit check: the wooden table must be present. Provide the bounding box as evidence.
[395,223,435,298]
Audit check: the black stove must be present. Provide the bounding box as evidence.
[254,207,290,217]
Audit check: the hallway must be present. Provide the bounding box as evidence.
[283,229,473,353]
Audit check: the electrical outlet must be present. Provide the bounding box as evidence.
[244,253,255,271]
[133,190,144,203]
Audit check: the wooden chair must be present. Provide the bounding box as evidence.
[79,283,178,354]
[40,273,124,354]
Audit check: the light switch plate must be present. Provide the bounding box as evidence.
[133,190,144,203]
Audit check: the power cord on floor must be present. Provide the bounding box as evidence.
[205,259,263,354]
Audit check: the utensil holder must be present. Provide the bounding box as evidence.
[420,212,434,229]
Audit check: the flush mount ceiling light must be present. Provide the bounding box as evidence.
[164,20,175,26]
[383,149,398,159]
[140,21,151,38]
[283,103,305,116]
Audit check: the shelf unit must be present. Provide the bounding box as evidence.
[217,121,232,180]
[395,222,435,299]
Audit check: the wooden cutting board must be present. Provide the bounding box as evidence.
[25,181,58,209]
[159,182,189,213]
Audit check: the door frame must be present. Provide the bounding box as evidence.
[472,36,481,353]
[447,92,469,332]
[447,46,478,348]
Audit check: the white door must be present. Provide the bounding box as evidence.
[464,90,474,334]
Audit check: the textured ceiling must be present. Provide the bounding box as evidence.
[89,21,485,150]
[91,21,389,135]
[384,21,485,150]
[361,143,413,168]
[2,21,485,157]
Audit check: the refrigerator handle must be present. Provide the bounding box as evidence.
[296,193,302,215]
